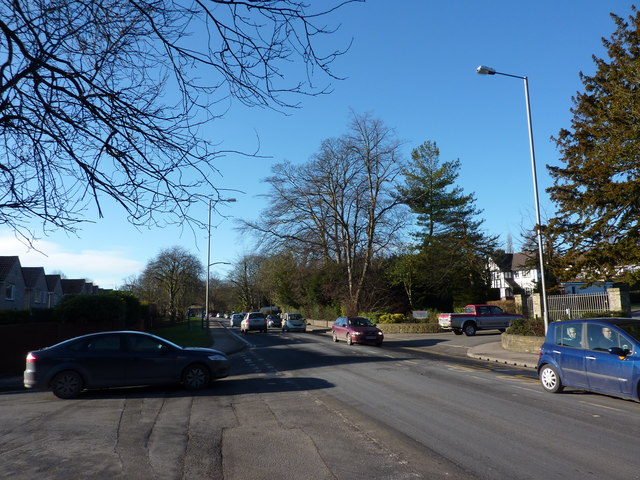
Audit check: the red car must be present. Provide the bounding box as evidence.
[331,316,384,346]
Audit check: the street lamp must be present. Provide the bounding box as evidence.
[205,197,236,327]
[476,65,549,332]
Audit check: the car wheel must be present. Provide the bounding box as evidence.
[51,370,83,399]
[453,329,463,335]
[463,322,477,336]
[539,364,563,393]
[332,331,339,342]
[182,364,210,390]
[346,333,353,345]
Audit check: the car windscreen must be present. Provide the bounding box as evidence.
[350,318,373,327]
[618,323,640,342]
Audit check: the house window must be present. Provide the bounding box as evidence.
[5,284,15,301]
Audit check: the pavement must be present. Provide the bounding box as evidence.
[0,321,539,392]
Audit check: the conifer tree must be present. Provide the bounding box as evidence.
[396,141,497,310]
[548,6,640,280]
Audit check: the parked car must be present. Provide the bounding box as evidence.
[266,314,281,328]
[332,316,384,346]
[229,313,244,327]
[241,312,268,333]
[537,318,640,402]
[282,312,306,332]
[23,331,230,399]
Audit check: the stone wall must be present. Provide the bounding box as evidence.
[501,333,544,354]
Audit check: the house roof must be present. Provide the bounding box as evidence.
[0,256,21,282]
[45,274,62,291]
[21,267,46,287]
[60,279,88,295]
[493,252,535,272]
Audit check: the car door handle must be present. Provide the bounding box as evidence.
[586,356,596,360]
[552,350,562,354]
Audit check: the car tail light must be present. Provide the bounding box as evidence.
[26,352,38,363]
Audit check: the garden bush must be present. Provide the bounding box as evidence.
[378,313,406,324]
[507,317,545,337]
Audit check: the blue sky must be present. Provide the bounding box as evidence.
[1,1,634,288]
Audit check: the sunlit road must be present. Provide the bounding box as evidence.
[233,328,640,480]
[1,328,638,479]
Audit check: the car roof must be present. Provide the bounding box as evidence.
[552,317,640,327]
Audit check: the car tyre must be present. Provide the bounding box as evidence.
[332,331,339,342]
[463,322,477,336]
[539,364,563,393]
[182,364,210,390]
[346,333,353,345]
[51,370,83,399]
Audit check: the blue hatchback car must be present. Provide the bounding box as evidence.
[537,318,640,402]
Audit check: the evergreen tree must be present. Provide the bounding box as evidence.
[548,6,640,281]
[397,141,497,310]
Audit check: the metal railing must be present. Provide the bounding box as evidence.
[545,292,610,321]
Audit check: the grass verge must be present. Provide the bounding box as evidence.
[151,319,214,347]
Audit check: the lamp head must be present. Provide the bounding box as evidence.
[476,65,496,75]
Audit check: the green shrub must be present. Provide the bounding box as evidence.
[0,310,32,325]
[378,313,406,324]
[579,310,625,318]
[55,294,126,327]
[507,317,545,337]
[0,309,56,325]
[102,291,146,327]
[376,322,442,333]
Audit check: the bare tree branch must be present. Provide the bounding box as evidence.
[0,0,360,237]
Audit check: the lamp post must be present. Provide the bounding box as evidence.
[204,197,236,328]
[476,65,549,332]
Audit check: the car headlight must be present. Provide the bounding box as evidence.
[208,354,228,361]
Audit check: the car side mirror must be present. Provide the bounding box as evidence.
[609,347,630,357]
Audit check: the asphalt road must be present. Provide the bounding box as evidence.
[1,328,638,479]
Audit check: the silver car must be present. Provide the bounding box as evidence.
[241,312,268,333]
[282,313,306,332]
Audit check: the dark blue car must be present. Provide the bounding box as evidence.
[537,318,640,402]
[24,331,230,399]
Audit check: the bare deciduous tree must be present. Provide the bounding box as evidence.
[0,0,358,239]
[138,246,203,322]
[244,112,407,313]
